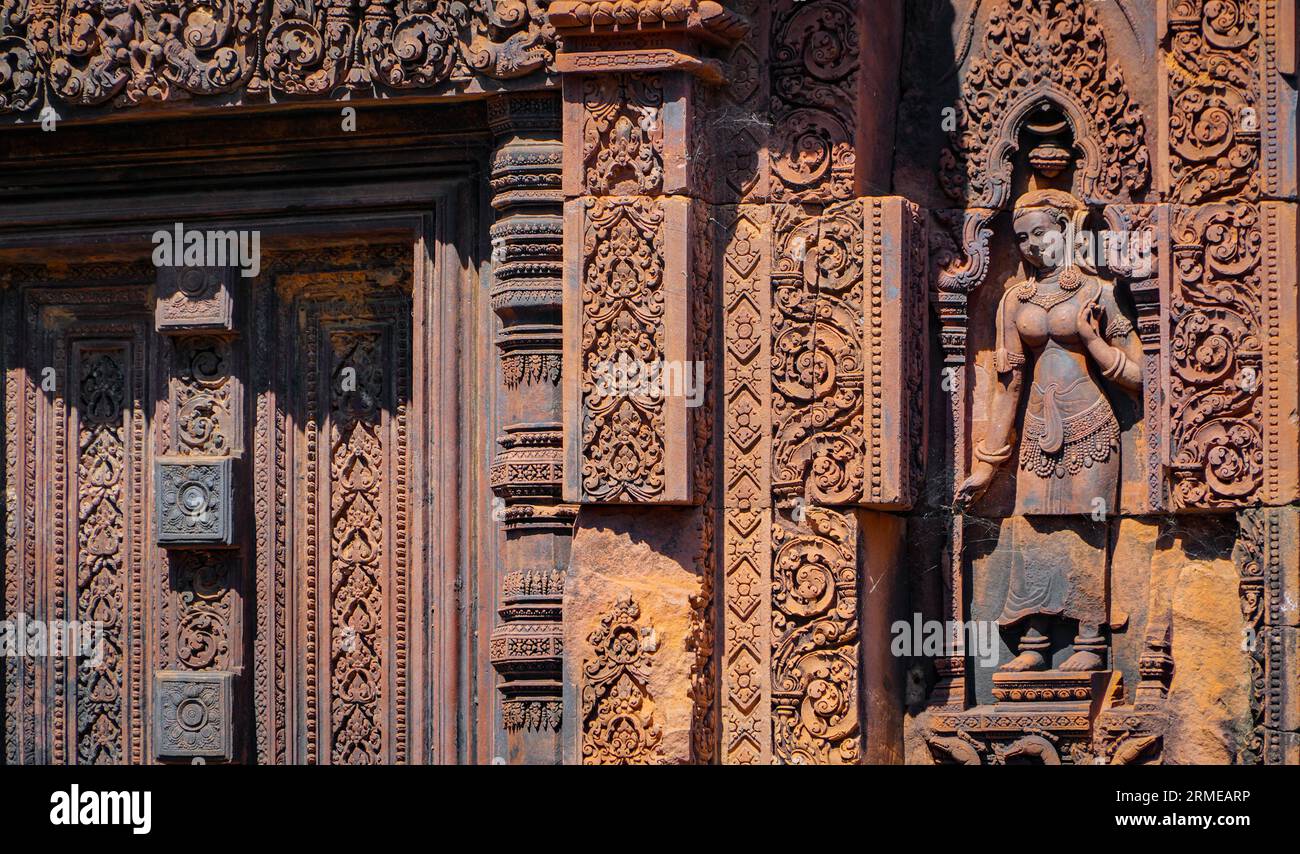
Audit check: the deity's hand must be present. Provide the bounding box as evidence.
[956,462,995,508]
[1076,294,1103,345]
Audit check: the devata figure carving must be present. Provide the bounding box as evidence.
[957,189,1142,673]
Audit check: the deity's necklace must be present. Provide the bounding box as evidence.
[1017,265,1083,311]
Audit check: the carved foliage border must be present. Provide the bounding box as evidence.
[0,0,555,114]
[580,594,664,765]
[1165,0,1278,511]
[576,196,668,503]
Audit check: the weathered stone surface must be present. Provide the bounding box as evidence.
[1109,518,1160,698]
[564,506,708,764]
[1163,541,1253,764]
[859,511,907,764]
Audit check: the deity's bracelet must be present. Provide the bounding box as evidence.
[974,443,1013,465]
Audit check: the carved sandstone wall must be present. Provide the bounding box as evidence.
[0,0,1296,765]
[558,0,1298,766]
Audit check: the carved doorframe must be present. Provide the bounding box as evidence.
[0,145,496,763]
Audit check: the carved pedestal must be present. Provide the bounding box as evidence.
[927,672,1124,765]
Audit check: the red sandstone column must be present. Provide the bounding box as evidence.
[486,93,573,765]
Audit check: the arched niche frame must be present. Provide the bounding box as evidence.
[936,88,1154,296]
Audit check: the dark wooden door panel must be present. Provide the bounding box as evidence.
[3,244,431,765]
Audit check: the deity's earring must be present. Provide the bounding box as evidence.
[1059,212,1084,291]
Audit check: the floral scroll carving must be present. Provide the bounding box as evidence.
[173,552,234,671]
[577,197,667,503]
[770,0,859,202]
[0,0,556,115]
[173,337,235,456]
[580,73,665,196]
[939,0,1150,209]
[771,507,860,765]
[580,595,664,765]
[1164,0,1288,510]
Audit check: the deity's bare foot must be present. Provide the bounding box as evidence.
[999,650,1046,672]
[1059,649,1103,672]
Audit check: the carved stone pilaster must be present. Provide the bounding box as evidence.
[554,1,750,765]
[557,3,743,508]
[487,93,574,764]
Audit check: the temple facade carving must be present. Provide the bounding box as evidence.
[0,0,1296,766]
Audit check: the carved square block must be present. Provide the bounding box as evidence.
[155,457,234,546]
[154,670,233,762]
[155,264,235,332]
[562,70,697,198]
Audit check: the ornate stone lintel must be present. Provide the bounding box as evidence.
[154,670,234,762]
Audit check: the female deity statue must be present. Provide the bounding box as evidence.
[956,189,1142,673]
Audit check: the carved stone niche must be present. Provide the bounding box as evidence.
[154,670,234,763]
[155,457,235,547]
[155,264,235,333]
